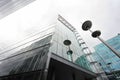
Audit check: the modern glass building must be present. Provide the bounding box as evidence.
[0,0,98,80]
[92,34,120,80]
[0,16,97,80]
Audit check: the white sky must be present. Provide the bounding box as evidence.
[0,0,120,52]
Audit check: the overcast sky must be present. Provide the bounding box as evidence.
[53,0,120,51]
[0,0,120,52]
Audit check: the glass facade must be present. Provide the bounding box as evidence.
[0,21,92,79]
[50,21,91,71]
[75,54,91,70]
[92,34,120,80]
[0,0,95,80]
[0,35,52,79]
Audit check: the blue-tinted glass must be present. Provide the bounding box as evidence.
[93,35,120,75]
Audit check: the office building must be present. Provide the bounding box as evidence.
[0,0,104,80]
[0,15,97,80]
[93,34,120,80]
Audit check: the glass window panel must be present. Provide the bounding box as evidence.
[0,35,51,76]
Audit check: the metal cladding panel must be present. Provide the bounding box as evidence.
[0,0,35,19]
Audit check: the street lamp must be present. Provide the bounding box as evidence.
[63,40,73,62]
[82,20,120,58]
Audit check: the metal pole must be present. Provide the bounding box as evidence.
[89,29,93,33]
[82,20,119,80]
[97,36,120,58]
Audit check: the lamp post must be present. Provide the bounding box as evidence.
[81,20,120,58]
[63,40,73,62]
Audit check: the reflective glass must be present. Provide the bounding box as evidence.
[93,35,120,77]
[50,21,91,71]
[0,35,52,77]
